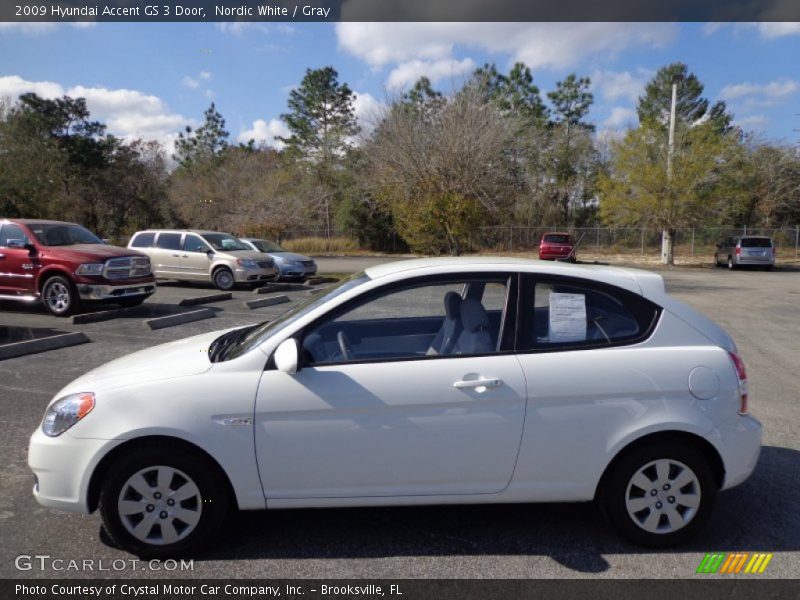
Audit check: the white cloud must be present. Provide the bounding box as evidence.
[736,114,769,130]
[215,22,295,36]
[753,22,800,39]
[0,75,189,150]
[703,22,800,40]
[182,71,211,90]
[0,22,95,34]
[387,58,475,89]
[592,68,652,103]
[721,77,799,100]
[336,23,676,71]
[238,118,289,149]
[603,106,638,129]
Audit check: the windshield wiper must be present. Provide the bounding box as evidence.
[208,324,261,362]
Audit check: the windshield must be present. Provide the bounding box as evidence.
[251,239,285,253]
[224,272,371,360]
[27,223,104,246]
[202,233,249,252]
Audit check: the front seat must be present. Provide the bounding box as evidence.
[452,298,493,355]
[426,291,463,355]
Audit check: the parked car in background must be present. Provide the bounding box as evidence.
[29,257,761,556]
[714,236,775,270]
[239,238,317,281]
[128,230,278,290]
[538,232,576,262]
[0,218,155,316]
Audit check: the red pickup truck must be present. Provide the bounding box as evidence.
[0,218,156,316]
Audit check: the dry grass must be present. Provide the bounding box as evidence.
[282,236,361,255]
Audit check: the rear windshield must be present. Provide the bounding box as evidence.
[543,234,572,244]
[740,238,772,248]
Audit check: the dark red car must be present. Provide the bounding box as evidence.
[538,232,576,262]
[0,219,156,316]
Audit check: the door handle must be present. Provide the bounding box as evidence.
[0,253,5,259]
[453,378,501,390]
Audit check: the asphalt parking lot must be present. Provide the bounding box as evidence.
[0,259,798,579]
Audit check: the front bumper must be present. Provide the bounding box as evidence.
[28,428,121,513]
[706,414,762,490]
[76,282,156,301]
[278,263,318,278]
[233,266,279,283]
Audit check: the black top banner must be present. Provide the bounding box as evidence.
[4,0,800,23]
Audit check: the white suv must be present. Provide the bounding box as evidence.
[128,230,278,290]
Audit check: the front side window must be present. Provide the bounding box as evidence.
[184,234,210,253]
[202,233,248,252]
[27,223,102,246]
[302,276,512,366]
[155,233,182,250]
[0,224,32,247]
[520,276,659,351]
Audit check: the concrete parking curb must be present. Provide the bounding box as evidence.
[144,308,215,330]
[178,293,232,306]
[72,307,136,324]
[245,295,291,309]
[254,283,308,294]
[0,332,90,360]
[306,276,340,285]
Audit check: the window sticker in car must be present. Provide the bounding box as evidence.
[549,292,587,343]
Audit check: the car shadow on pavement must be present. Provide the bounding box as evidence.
[126,445,797,573]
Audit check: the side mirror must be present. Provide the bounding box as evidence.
[206,249,215,257]
[8,239,37,255]
[274,338,299,374]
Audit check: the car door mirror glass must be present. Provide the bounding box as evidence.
[274,338,299,374]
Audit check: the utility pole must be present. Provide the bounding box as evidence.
[662,82,678,265]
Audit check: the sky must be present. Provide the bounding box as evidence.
[1,21,799,153]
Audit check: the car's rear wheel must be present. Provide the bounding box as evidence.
[727,256,735,270]
[41,275,80,317]
[99,445,230,558]
[212,267,235,291]
[600,442,716,547]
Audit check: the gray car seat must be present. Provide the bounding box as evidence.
[426,291,463,355]
[452,298,493,355]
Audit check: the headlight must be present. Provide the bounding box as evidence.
[76,263,104,276]
[236,259,259,268]
[42,392,95,437]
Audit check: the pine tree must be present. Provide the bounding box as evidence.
[175,102,230,168]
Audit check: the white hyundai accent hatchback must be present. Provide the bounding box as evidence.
[29,258,761,557]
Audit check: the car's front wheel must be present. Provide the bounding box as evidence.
[41,275,81,317]
[99,445,230,558]
[212,267,235,291]
[600,442,716,547]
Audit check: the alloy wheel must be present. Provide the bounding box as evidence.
[44,281,71,314]
[118,466,202,545]
[624,458,701,534]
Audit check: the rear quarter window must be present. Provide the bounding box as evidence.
[520,276,660,351]
[155,233,182,250]
[130,232,155,248]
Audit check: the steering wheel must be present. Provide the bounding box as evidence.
[337,330,355,361]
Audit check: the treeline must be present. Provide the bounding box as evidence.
[1,62,799,260]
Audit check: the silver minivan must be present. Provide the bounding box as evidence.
[714,236,775,270]
[128,230,279,290]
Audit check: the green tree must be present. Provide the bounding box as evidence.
[598,120,738,264]
[279,66,359,236]
[637,63,732,132]
[476,62,548,122]
[175,102,230,168]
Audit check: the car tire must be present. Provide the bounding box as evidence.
[41,275,81,317]
[116,297,146,308]
[212,267,235,291]
[599,442,716,548]
[727,256,735,270]
[99,444,230,559]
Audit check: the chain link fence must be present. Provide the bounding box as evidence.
[275,226,800,257]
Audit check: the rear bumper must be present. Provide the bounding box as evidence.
[539,252,574,260]
[76,282,156,301]
[735,256,774,265]
[706,414,762,490]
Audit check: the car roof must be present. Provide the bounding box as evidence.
[133,229,233,236]
[363,257,665,297]
[542,231,572,236]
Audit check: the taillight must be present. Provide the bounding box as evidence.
[735,247,741,255]
[728,351,749,415]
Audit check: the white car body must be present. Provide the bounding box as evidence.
[29,258,761,552]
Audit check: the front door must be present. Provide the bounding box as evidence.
[181,234,213,280]
[254,275,527,499]
[0,223,37,296]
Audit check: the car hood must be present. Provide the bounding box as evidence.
[39,244,146,262]
[57,329,227,396]
[270,251,311,262]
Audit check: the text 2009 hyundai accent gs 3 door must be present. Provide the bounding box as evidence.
[28,258,762,557]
